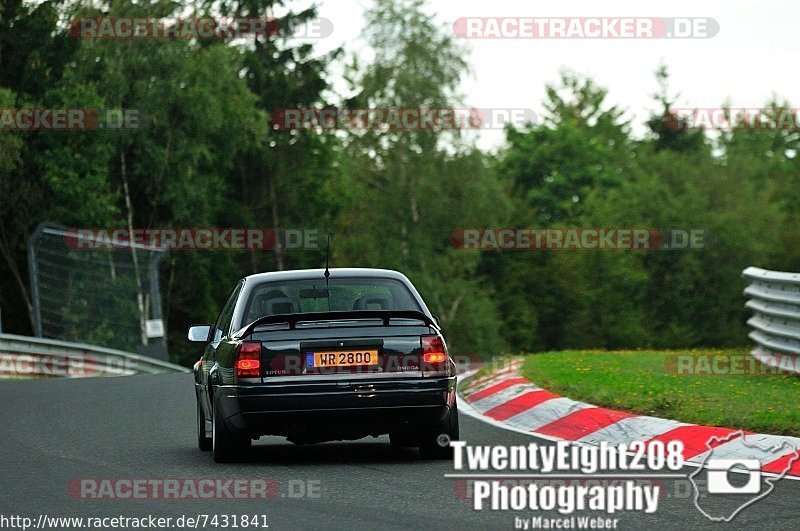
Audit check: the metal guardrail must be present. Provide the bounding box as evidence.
[743,266,800,372]
[0,333,189,378]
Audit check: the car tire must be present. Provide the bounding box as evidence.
[197,398,212,451]
[212,391,250,463]
[389,430,417,447]
[418,403,460,460]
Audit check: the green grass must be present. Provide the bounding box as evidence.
[520,349,800,437]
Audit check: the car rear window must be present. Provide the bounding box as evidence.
[241,277,423,325]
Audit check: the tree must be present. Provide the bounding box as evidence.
[205,0,343,273]
[0,0,106,334]
[645,65,706,153]
[486,72,636,350]
[337,0,508,356]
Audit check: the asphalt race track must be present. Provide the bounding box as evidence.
[1,374,799,530]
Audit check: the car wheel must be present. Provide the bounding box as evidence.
[418,403,459,459]
[197,398,212,451]
[389,430,417,447]
[212,392,250,463]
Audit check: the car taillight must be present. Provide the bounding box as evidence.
[421,335,452,376]
[235,341,261,378]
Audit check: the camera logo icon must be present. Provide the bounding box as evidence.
[706,459,761,494]
[689,430,799,522]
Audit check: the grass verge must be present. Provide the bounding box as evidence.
[520,349,800,437]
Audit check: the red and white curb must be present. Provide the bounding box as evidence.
[457,359,800,479]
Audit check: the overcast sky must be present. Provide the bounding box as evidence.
[314,0,800,149]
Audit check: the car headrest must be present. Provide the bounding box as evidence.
[247,292,298,322]
[268,297,299,315]
[353,294,395,311]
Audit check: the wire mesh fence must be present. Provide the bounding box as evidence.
[27,223,168,360]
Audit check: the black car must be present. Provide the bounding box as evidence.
[190,268,459,462]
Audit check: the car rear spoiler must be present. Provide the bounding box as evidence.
[233,310,439,339]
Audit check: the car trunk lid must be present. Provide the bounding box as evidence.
[246,315,435,380]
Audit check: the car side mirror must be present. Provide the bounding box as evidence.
[188,325,211,342]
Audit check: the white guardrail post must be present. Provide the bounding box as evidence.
[0,333,189,378]
[743,266,800,372]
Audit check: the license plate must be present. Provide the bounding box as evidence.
[308,349,379,368]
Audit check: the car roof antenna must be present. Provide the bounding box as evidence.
[324,235,331,311]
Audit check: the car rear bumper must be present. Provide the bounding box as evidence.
[213,376,457,440]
